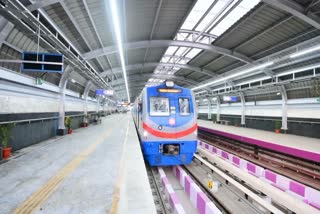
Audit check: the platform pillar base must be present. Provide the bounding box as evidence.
[57,128,68,136]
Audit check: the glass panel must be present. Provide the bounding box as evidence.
[150,97,170,116]
[179,98,190,115]
[181,0,216,30]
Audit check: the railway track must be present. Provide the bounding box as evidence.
[146,165,172,214]
[190,153,285,213]
[181,164,230,214]
[198,130,320,190]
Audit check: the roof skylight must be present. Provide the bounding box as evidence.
[146,0,260,87]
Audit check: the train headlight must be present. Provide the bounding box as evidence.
[165,80,174,88]
[169,118,175,126]
[194,130,197,136]
[143,131,148,137]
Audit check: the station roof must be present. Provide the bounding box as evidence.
[1,0,320,102]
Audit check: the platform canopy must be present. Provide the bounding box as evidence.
[1,0,320,102]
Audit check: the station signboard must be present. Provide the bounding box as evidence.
[95,89,114,96]
[22,52,64,73]
[223,96,238,102]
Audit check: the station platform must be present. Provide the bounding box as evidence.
[198,120,320,162]
[0,114,156,214]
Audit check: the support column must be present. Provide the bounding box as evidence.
[82,80,93,125]
[216,96,221,123]
[96,96,100,113]
[83,80,93,116]
[208,98,212,120]
[57,65,73,135]
[280,85,288,132]
[239,92,246,126]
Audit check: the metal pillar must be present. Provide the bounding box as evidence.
[239,92,246,126]
[96,96,100,113]
[208,98,212,120]
[280,85,288,131]
[58,65,73,130]
[83,80,93,115]
[216,96,221,123]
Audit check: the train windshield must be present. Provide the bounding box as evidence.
[150,97,170,116]
[178,98,190,115]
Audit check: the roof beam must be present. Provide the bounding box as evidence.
[140,0,163,74]
[60,1,112,81]
[82,0,115,78]
[101,62,219,78]
[112,73,199,86]
[262,0,320,29]
[83,40,253,63]
[0,17,14,47]
[178,29,218,40]
[27,0,62,11]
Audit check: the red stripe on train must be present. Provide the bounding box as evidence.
[143,122,197,138]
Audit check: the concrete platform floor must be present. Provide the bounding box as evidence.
[0,114,155,214]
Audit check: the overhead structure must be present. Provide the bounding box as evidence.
[0,0,320,101]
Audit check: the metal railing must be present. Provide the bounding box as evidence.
[0,113,100,125]
[199,114,320,125]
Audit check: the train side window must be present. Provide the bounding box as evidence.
[138,102,142,113]
[179,98,190,115]
[150,97,170,116]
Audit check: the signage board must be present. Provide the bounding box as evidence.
[223,96,238,102]
[22,52,63,73]
[95,89,114,96]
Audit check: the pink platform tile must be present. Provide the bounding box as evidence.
[161,176,169,186]
[265,170,277,183]
[289,181,305,197]
[221,151,229,159]
[232,156,240,166]
[169,192,180,207]
[176,167,181,180]
[184,176,193,196]
[197,192,210,214]
[211,147,217,154]
[310,202,320,210]
[190,183,201,207]
[247,162,256,174]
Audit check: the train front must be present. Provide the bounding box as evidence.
[142,81,198,166]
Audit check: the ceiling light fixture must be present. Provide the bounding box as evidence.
[276,63,320,77]
[194,90,207,94]
[192,61,274,91]
[109,0,130,102]
[290,45,320,58]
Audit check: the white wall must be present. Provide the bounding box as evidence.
[0,78,98,114]
[198,98,320,119]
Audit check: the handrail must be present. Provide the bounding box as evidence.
[200,114,320,125]
[0,113,99,125]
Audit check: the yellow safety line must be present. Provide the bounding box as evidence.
[110,121,130,214]
[14,130,110,214]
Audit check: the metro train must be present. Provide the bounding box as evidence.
[132,81,198,166]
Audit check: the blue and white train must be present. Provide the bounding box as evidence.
[132,81,197,166]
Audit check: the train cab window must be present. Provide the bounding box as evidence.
[179,98,190,115]
[150,97,170,116]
